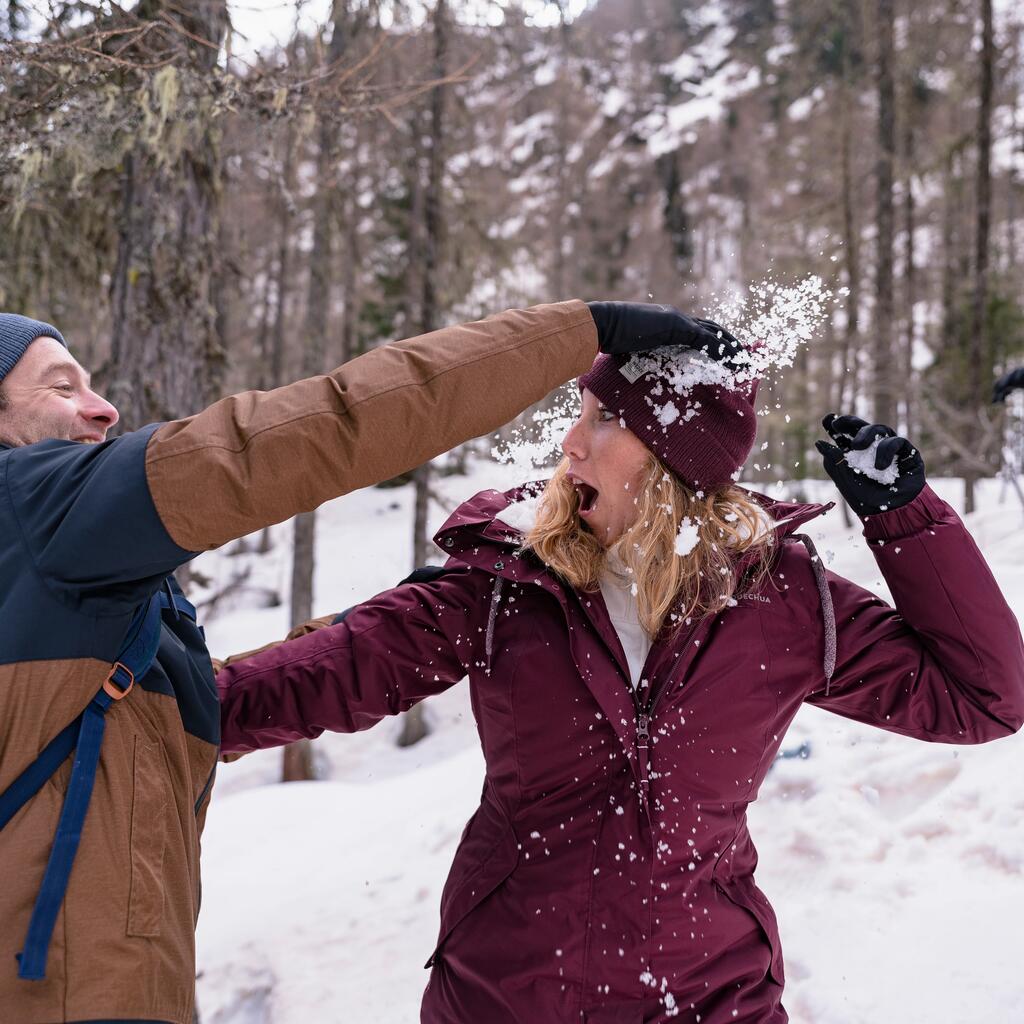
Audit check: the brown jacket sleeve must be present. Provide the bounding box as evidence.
[145,301,597,551]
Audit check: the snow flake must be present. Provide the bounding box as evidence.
[675,517,700,557]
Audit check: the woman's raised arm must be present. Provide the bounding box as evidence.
[807,485,1024,743]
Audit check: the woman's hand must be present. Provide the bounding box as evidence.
[587,302,742,362]
[815,413,926,516]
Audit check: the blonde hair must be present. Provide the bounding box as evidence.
[525,456,777,636]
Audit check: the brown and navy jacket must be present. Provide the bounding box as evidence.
[0,301,598,1024]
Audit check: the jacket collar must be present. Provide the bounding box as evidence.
[733,487,835,574]
[435,485,643,773]
[741,486,836,538]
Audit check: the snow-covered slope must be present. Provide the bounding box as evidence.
[194,468,1024,1023]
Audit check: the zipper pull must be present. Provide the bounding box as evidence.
[637,711,651,813]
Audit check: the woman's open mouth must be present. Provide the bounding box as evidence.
[574,481,599,517]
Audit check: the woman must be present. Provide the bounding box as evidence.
[217,346,1024,1023]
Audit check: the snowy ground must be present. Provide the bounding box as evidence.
[193,464,1024,1024]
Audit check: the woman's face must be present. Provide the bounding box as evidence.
[561,388,652,547]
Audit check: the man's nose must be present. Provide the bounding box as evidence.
[82,389,119,430]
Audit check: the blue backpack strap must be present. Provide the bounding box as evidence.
[159,582,196,622]
[1,593,166,981]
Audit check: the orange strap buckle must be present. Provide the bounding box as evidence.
[103,663,135,701]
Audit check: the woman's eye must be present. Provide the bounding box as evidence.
[54,384,74,393]
[598,408,617,422]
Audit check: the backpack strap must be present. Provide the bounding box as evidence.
[0,588,174,981]
[159,579,197,622]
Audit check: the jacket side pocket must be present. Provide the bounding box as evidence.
[126,736,169,937]
[713,873,785,986]
[425,798,519,968]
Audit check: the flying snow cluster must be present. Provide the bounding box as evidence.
[493,273,836,481]
[490,274,842,559]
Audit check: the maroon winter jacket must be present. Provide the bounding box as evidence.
[217,484,1024,1023]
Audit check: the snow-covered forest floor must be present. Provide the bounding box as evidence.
[194,463,1024,1024]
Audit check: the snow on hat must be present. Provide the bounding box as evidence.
[578,349,759,493]
[0,314,68,383]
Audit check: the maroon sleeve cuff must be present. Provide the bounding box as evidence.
[860,484,955,541]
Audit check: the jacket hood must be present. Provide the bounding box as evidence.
[434,483,549,586]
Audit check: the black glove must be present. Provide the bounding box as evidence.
[587,302,742,363]
[814,414,926,516]
[993,367,1024,404]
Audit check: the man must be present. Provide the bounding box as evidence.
[0,301,738,1024]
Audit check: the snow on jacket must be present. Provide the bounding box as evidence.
[217,483,1024,1023]
[0,301,598,1024]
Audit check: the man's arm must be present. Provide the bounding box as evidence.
[5,302,594,603]
[12,299,733,598]
[146,301,597,551]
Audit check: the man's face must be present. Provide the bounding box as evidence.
[0,337,119,447]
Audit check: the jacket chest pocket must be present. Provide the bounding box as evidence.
[127,736,170,937]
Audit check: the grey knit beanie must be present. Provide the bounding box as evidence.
[0,314,68,383]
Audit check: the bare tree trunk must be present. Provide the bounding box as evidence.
[256,246,275,392]
[837,65,859,418]
[274,121,313,780]
[873,0,897,427]
[550,2,574,297]
[340,177,359,365]
[399,0,448,751]
[281,738,316,782]
[290,513,316,627]
[283,0,354,780]
[833,41,860,533]
[421,0,446,336]
[901,102,917,438]
[105,0,229,430]
[940,150,961,355]
[788,343,811,501]
[1009,78,1020,272]
[965,0,994,515]
[271,123,296,391]
[254,141,296,562]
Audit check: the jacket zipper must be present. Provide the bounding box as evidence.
[194,763,216,817]
[632,617,701,814]
[636,708,652,811]
[634,692,670,814]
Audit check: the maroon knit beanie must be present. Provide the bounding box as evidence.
[578,352,759,493]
